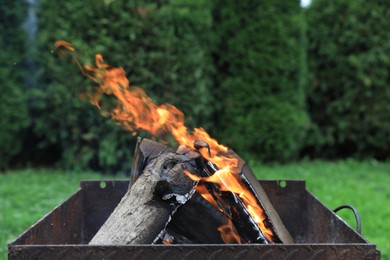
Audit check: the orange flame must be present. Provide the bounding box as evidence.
[195,183,222,212]
[184,167,274,241]
[55,40,275,243]
[218,219,242,244]
[162,239,172,245]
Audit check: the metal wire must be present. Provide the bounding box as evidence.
[333,204,361,234]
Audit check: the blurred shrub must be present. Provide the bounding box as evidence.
[211,0,309,161]
[33,0,214,172]
[306,0,390,159]
[232,98,309,162]
[0,1,29,170]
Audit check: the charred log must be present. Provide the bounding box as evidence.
[168,143,293,244]
[165,192,230,244]
[129,137,174,189]
[89,152,196,245]
[228,149,294,244]
[184,145,293,244]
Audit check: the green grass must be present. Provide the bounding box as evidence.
[1,160,389,259]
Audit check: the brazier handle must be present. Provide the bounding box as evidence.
[333,204,361,234]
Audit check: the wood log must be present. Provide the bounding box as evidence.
[175,145,293,244]
[129,137,174,189]
[227,149,294,244]
[90,138,292,245]
[89,152,196,245]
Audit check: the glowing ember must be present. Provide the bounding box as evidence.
[184,168,274,241]
[55,41,275,243]
[218,219,242,244]
[195,183,222,212]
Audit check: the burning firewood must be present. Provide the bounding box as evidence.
[55,42,292,245]
[170,142,293,244]
[89,138,292,245]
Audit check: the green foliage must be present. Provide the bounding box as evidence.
[97,0,215,129]
[211,0,309,161]
[235,98,309,162]
[306,0,390,159]
[0,1,29,170]
[33,0,214,172]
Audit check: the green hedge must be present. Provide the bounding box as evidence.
[211,0,309,161]
[8,0,388,169]
[306,0,390,159]
[33,0,214,172]
[0,1,29,170]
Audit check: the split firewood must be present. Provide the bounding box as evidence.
[89,152,196,245]
[129,137,174,190]
[90,138,293,245]
[168,147,294,244]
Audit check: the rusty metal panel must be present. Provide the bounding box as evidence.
[9,244,380,260]
[8,180,381,260]
[81,180,128,243]
[260,180,308,242]
[304,190,367,244]
[11,189,85,245]
[260,180,366,244]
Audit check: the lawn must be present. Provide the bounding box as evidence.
[1,160,389,259]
